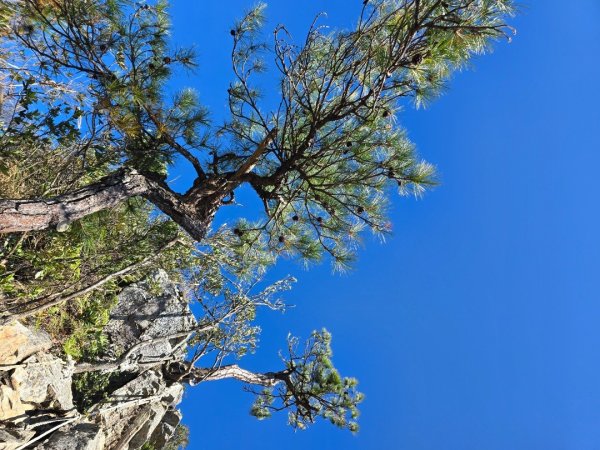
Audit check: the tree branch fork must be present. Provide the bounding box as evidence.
[0,130,278,242]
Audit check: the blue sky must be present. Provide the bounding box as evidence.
[167,1,600,449]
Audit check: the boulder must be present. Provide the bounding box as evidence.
[0,323,72,422]
[10,353,73,411]
[0,383,29,420]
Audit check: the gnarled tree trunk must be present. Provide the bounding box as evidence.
[0,169,224,242]
[0,169,148,234]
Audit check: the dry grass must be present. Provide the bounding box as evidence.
[0,145,97,198]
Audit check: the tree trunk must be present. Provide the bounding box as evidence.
[0,132,276,239]
[143,181,219,243]
[0,169,221,242]
[0,169,148,234]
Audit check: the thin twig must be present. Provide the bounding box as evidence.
[0,238,187,325]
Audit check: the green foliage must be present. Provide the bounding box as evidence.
[251,330,363,432]
[211,0,514,268]
[72,371,123,412]
[0,0,513,438]
[3,0,196,174]
[59,297,113,361]
[1,0,513,268]
[0,1,13,36]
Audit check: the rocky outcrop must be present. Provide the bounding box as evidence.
[0,323,73,422]
[92,269,191,449]
[148,409,182,449]
[0,271,192,450]
[96,369,184,450]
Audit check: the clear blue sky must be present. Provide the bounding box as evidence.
[167,1,600,449]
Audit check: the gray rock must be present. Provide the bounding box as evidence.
[148,409,182,450]
[104,270,196,362]
[0,273,191,450]
[37,423,105,450]
[0,382,29,420]
[93,269,194,450]
[108,369,165,402]
[127,401,167,450]
[0,428,36,450]
[98,370,163,449]
[0,326,73,421]
[161,383,185,408]
[10,353,73,412]
[95,369,186,450]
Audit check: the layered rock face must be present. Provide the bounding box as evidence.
[0,271,192,450]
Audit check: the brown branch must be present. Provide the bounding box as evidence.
[229,128,278,183]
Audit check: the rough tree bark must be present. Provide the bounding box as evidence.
[0,170,148,234]
[0,169,221,241]
[0,132,276,241]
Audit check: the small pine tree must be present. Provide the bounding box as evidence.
[250,330,363,432]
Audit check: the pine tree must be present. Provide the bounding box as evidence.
[0,0,514,267]
[0,0,515,435]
